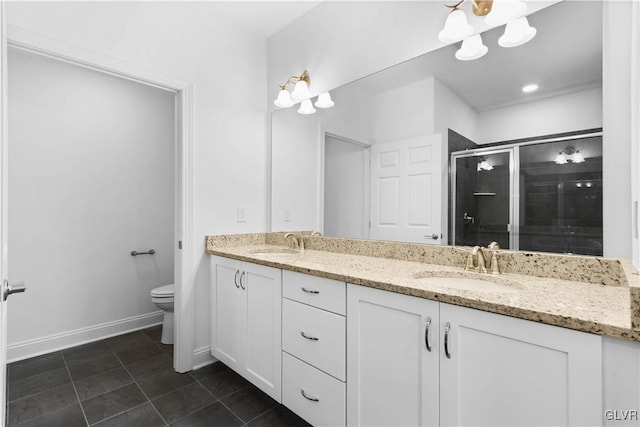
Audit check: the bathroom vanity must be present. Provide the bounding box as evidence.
[206,232,639,427]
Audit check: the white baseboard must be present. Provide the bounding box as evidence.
[192,346,216,371]
[7,311,164,363]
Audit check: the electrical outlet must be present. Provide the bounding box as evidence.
[237,206,247,223]
[283,207,291,222]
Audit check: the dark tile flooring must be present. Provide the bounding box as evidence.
[7,326,311,427]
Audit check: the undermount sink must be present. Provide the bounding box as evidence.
[249,248,300,255]
[412,270,520,292]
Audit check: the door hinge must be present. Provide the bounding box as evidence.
[178,240,182,250]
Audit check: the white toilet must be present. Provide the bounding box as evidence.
[151,284,175,344]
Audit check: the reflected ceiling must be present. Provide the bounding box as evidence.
[352,1,602,111]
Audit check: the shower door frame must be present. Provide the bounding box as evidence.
[451,147,519,250]
[450,131,604,251]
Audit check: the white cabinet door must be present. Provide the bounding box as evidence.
[244,262,282,401]
[439,303,602,427]
[347,284,439,427]
[210,256,245,372]
[369,134,442,244]
[210,257,282,402]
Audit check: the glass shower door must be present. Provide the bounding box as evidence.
[452,150,514,249]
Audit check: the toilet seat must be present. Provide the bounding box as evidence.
[151,284,174,298]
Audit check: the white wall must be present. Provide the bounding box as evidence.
[603,1,633,259]
[475,87,603,144]
[7,48,174,359]
[374,78,435,144]
[324,136,367,239]
[6,1,268,361]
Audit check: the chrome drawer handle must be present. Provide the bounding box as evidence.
[239,271,246,290]
[300,331,319,341]
[301,287,319,294]
[234,270,240,289]
[300,389,319,402]
[425,317,432,352]
[444,322,451,359]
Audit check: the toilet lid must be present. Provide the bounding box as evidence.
[151,284,174,297]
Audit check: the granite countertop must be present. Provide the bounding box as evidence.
[205,233,640,342]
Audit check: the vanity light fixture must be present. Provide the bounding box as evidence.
[522,83,538,93]
[554,146,585,165]
[273,70,335,115]
[440,0,536,61]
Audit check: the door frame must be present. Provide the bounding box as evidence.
[317,123,371,238]
[5,26,195,373]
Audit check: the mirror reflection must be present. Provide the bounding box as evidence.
[270,1,603,256]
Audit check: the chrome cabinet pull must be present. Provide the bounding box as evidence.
[239,271,246,290]
[425,317,432,352]
[444,322,451,359]
[300,389,319,402]
[301,287,319,295]
[300,331,319,341]
[233,270,240,289]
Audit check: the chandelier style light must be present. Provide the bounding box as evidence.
[554,146,585,165]
[438,0,536,61]
[273,70,335,115]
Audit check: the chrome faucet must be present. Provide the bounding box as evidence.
[465,242,501,274]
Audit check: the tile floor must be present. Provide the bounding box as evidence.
[7,326,311,427]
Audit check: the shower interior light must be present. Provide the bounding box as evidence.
[554,146,585,164]
[477,157,494,171]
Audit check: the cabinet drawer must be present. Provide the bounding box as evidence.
[283,270,346,315]
[282,352,345,427]
[283,298,346,381]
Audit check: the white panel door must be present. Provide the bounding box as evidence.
[370,134,442,243]
[439,303,602,427]
[210,256,245,372]
[244,262,282,402]
[347,284,439,427]
[0,8,7,423]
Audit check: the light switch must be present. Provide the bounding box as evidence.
[237,206,247,223]
[283,207,291,222]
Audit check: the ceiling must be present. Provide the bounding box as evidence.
[352,1,603,112]
[209,1,323,37]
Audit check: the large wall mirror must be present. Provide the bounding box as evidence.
[271,1,603,256]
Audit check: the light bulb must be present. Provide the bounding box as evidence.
[273,89,294,108]
[498,16,537,48]
[297,99,316,115]
[554,153,568,165]
[572,151,585,163]
[314,92,335,108]
[438,9,473,43]
[291,80,311,101]
[455,34,488,61]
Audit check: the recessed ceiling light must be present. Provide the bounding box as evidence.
[522,84,539,93]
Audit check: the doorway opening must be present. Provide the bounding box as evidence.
[5,34,194,373]
[322,133,370,239]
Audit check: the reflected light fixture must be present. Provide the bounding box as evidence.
[477,157,494,171]
[439,0,536,61]
[522,83,538,93]
[554,146,585,165]
[273,70,335,115]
